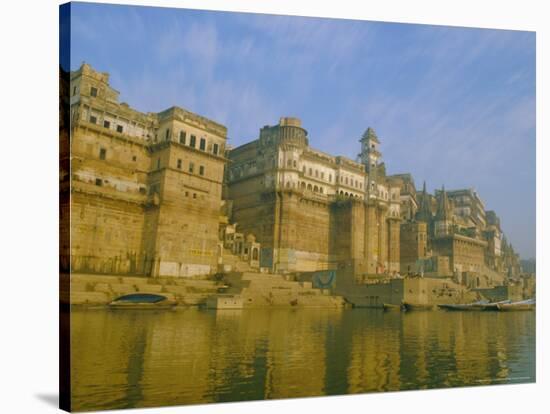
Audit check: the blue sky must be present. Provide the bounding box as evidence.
[68,2,536,258]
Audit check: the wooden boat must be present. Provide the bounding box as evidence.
[402,302,434,311]
[439,300,511,311]
[497,298,535,311]
[476,299,512,311]
[438,300,489,311]
[383,303,401,311]
[109,293,176,310]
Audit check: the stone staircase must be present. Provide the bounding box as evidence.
[219,247,255,273]
[221,271,345,308]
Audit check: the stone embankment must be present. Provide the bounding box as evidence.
[61,271,346,308]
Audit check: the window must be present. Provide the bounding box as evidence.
[302,166,306,173]
[177,159,182,169]
[190,135,196,148]
[103,120,110,129]
[116,125,123,133]
[90,87,98,97]
[309,168,312,175]
[157,158,160,169]
[99,148,106,160]
[199,165,205,176]
[89,115,97,124]
[165,129,170,141]
[72,86,76,96]
[189,162,194,173]
[200,138,206,151]
[287,159,292,167]
[179,131,186,144]
[193,193,197,199]
[329,174,332,182]
[315,170,319,177]
[95,178,103,186]
[213,143,219,155]
[132,156,137,162]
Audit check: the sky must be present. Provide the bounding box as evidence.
[67,2,536,258]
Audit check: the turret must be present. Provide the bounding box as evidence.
[359,127,382,196]
[415,181,432,223]
[434,185,453,237]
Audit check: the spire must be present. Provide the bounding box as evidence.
[436,185,452,221]
[415,181,432,222]
[361,127,380,143]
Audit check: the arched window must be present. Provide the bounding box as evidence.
[320,187,324,194]
[252,248,258,260]
[301,182,306,189]
[293,160,297,168]
[314,185,318,192]
[307,184,313,191]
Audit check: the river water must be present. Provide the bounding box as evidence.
[70,308,535,411]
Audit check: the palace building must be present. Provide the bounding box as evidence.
[63,63,524,283]
[225,118,401,277]
[65,63,227,277]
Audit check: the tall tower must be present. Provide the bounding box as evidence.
[415,181,433,223]
[434,186,453,237]
[359,127,381,196]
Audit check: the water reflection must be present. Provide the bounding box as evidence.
[71,308,535,411]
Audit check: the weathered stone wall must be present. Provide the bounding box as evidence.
[432,234,487,273]
[400,221,427,274]
[336,276,476,308]
[69,63,227,278]
[71,192,148,274]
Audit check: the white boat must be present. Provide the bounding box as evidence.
[497,298,535,311]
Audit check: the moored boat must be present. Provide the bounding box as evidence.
[497,298,535,311]
[402,302,434,311]
[438,300,489,311]
[439,299,511,311]
[109,293,176,310]
[476,299,512,311]
[383,303,401,311]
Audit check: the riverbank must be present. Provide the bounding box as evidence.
[61,272,346,308]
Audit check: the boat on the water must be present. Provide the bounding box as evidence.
[476,299,512,311]
[402,302,434,311]
[383,303,401,311]
[497,298,535,311]
[438,300,489,311]
[109,293,176,310]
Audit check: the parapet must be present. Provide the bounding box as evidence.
[279,117,302,128]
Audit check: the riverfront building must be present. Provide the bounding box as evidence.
[65,63,227,277]
[62,63,523,284]
[225,118,401,277]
